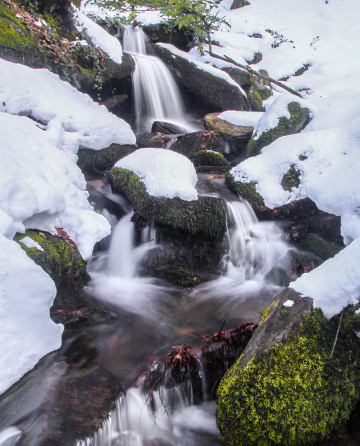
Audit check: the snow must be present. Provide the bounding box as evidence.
[19,236,44,252]
[115,149,198,202]
[218,110,264,127]
[0,236,63,395]
[74,9,123,64]
[0,58,135,152]
[283,300,294,308]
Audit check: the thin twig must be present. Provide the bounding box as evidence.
[206,50,303,98]
[329,310,343,363]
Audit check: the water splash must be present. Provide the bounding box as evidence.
[0,427,22,446]
[122,25,192,133]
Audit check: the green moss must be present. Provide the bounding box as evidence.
[246,102,310,157]
[259,300,275,325]
[299,233,343,261]
[109,168,227,239]
[225,172,264,211]
[281,164,301,191]
[192,150,228,167]
[0,2,38,57]
[14,230,89,309]
[217,309,360,445]
[155,267,207,287]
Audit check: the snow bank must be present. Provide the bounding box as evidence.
[116,149,198,201]
[75,9,123,64]
[0,236,63,395]
[292,238,360,319]
[0,58,135,152]
[0,112,110,259]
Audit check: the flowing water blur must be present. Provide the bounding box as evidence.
[122,25,195,133]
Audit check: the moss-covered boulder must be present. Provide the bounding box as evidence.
[109,167,227,239]
[170,130,225,158]
[192,150,228,167]
[77,143,137,176]
[152,43,250,112]
[14,229,89,310]
[217,288,360,446]
[246,102,310,157]
[222,68,272,111]
[298,233,343,261]
[204,112,254,155]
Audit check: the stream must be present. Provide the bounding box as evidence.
[0,25,292,446]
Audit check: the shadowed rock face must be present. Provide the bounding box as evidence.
[152,44,250,113]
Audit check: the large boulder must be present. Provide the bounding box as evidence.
[142,23,193,51]
[152,43,250,112]
[109,167,227,239]
[246,102,310,157]
[204,112,254,155]
[14,229,89,310]
[217,288,360,446]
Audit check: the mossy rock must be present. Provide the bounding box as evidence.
[0,1,40,62]
[152,266,207,287]
[225,172,264,212]
[170,130,225,158]
[14,230,90,310]
[136,132,168,148]
[298,233,343,261]
[109,167,227,239]
[221,68,272,111]
[192,150,228,167]
[217,288,360,446]
[152,43,250,112]
[281,164,301,191]
[77,143,137,176]
[246,102,310,157]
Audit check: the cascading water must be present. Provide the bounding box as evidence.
[122,25,192,133]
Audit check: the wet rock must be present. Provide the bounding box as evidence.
[204,112,254,155]
[217,288,360,446]
[109,167,227,239]
[246,101,310,157]
[77,143,137,176]
[14,229,89,310]
[136,132,169,148]
[170,130,226,158]
[151,120,188,134]
[192,150,228,168]
[152,44,250,112]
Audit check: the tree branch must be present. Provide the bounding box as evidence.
[207,50,303,99]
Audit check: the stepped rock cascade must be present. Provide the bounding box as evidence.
[122,25,192,133]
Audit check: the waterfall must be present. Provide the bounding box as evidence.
[222,200,290,283]
[122,25,191,133]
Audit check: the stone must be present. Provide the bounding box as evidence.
[151,120,188,134]
[77,144,137,176]
[170,130,226,158]
[152,44,250,112]
[217,288,360,446]
[246,101,310,157]
[136,132,168,148]
[14,229,89,310]
[109,167,227,239]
